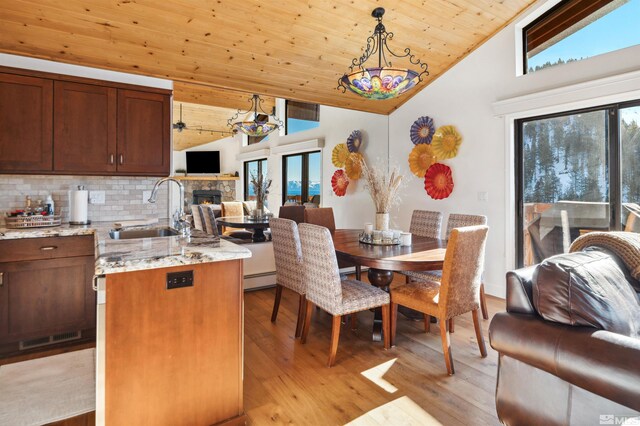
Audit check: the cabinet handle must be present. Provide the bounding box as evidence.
[40,246,58,251]
[109,154,115,165]
[0,272,3,287]
[119,154,124,165]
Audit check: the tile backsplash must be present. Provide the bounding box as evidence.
[0,175,169,226]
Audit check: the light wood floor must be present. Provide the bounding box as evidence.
[244,283,505,425]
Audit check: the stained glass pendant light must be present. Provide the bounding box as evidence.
[227,94,283,137]
[338,8,429,100]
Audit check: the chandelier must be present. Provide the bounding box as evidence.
[337,8,429,100]
[227,94,283,137]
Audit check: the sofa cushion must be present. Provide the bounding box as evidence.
[533,248,640,337]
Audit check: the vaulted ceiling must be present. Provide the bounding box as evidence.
[1,0,536,117]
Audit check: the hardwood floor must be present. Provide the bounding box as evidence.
[244,282,504,425]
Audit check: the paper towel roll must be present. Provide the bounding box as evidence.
[69,189,89,224]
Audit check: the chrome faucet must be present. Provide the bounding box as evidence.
[148,177,190,236]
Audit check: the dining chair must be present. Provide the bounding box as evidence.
[191,204,220,236]
[298,223,391,367]
[398,210,443,282]
[269,218,306,338]
[304,207,361,280]
[278,205,306,224]
[390,225,489,375]
[220,201,252,239]
[404,213,489,323]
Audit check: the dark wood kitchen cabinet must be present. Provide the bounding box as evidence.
[0,235,96,357]
[0,72,53,172]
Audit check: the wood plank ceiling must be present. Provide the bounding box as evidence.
[0,0,535,149]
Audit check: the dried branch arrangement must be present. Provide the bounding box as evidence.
[250,171,272,208]
[360,158,403,213]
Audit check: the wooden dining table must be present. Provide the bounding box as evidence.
[332,229,447,341]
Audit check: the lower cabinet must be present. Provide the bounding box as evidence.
[0,236,96,357]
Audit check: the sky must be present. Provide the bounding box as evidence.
[528,0,640,69]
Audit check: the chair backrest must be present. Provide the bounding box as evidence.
[409,210,443,239]
[221,201,246,233]
[278,205,306,224]
[191,204,206,231]
[199,205,220,236]
[242,200,271,215]
[269,218,304,294]
[298,223,343,313]
[304,207,336,232]
[440,225,489,318]
[445,213,487,238]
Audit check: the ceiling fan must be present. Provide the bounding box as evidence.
[173,103,188,132]
[172,103,234,136]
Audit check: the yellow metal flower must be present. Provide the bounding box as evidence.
[408,144,436,178]
[345,152,363,180]
[432,125,462,160]
[332,143,350,168]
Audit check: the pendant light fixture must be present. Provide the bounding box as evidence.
[227,94,283,137]
[338,8,429,100]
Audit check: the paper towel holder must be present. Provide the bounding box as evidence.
[69,185,91,225]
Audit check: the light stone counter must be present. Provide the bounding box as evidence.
[0,222,251,275]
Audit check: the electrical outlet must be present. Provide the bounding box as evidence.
[477,191,489,202]
[89,190,105,204]
[143,190,152,204]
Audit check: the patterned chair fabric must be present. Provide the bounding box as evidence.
[278,205,306,224]
[269,218,304,295]
[409,210,443,239]
[304,207,336,233]
[298,223,389,316]
[220,201,252,238]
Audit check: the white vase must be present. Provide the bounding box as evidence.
[375,212,390,231]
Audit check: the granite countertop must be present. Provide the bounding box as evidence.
[0,221,252,275]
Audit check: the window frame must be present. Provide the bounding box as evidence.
[514,99,640,267]
[284,100,320,136]
[281,150,321,205]
[243,158,267,201]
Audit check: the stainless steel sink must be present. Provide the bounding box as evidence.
[109,226,180,240]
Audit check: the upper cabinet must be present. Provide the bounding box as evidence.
[0,68,171,176]
[0,73,53,172]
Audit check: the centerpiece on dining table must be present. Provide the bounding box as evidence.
[360,158,403,236]
[249,171,272,221]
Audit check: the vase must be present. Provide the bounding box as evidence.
[375,212,390,231]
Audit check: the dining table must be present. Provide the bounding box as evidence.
[217,215,270,243]
[332,229,447,341]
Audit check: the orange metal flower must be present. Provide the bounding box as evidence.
[408,144,436,178]
[331,169,349,196]
[345,153,363,180]
[424,163,454,200]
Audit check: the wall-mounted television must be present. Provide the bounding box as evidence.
[186,151,221,174]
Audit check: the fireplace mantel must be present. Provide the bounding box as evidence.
[175,176,239,181]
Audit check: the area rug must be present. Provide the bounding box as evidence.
[0,348,95,426]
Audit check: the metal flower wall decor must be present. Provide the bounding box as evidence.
[406,115,462,200]
[331,130,365,196]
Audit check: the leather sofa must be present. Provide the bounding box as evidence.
[489,249,640,426]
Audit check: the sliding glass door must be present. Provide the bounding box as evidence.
[516,101,639,267]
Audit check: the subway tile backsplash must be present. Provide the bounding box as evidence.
[0,175,169,226]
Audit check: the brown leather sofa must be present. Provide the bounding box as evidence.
[489,251,640,426]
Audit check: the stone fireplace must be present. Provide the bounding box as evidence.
[182,177,238,212]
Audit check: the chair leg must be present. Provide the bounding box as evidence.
[301,301,314,344]
[271,284,283,323]
[439,318,455,375]
[390,302,398,347]
[423,314,431,333]
[472,309,488,357]
[480,283,489,320]
[448,318,455,333]
[328,315,342,367]
[406,275,410,284]
[355,265,361,281]
[381,304,390,349]
[294,294,306,338]
[350,312,358,330]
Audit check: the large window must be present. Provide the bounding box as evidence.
[244,158,267,201]
[524,0,640,73]
[516,101,640,267]
[282,151,321,206]
[286,100,320,135]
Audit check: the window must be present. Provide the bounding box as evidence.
[244,158,267,201]
[282,151,321,206]
[515,100,640,267]
[523,0,640,73]
[286,100,320,135]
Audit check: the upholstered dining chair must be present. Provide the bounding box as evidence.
[390,225,489,375]
[304,207,360,280]
[220,201,253,239]
[404,213,489,323]
[269,218,306,338]
[298,223,391,367]
[398,210,443,281]
[278,205,306,224]
[191,204,220,236]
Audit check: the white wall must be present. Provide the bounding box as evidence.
[173,137,242,175]
[388,0,640,297]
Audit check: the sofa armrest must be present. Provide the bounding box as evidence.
[490,313,640,411]
[506,265,536,314]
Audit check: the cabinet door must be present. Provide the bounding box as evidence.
[0,73,53,172]
[117,89,170,176]
[54,81,117,173]
[0,256,95,343]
